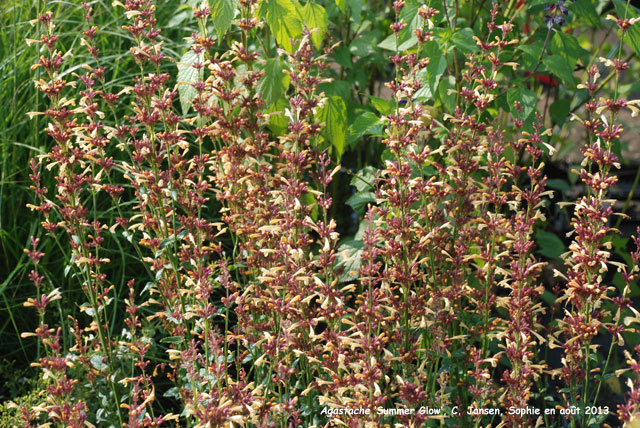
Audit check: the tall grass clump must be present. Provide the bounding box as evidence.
[7,0,640,427]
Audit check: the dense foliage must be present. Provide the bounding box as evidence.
[2,0,640,427]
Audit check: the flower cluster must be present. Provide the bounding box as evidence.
[544,0,576,29]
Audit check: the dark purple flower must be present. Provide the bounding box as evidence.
[544,0,575,28]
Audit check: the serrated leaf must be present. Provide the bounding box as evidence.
[90,354,107,372]
[414,40,446,99]
[336,239,363,282]
[535,230,566,259]
[350,166,377,192]
[377,0,424,51]
[266,97,289,135]
[177,49,204,115]
[551,31,588,72]
[518,42,543,60]
[450,28,479,53]
[209,0,238,39]
[349,111,382,139]
[507,87,537,120]
[377,32,418,51]
[573,0,600,27]
[319,96,347,160]
[259,57,289,105]
[369,95,393,115]
[346,191,375,215]
[319,80,351,99]
[258,0,303,52]
[542,54,575,86]
[350,31,379,57]
[163,387,180,399]
[302,2,327,48]
[332,45,352,69]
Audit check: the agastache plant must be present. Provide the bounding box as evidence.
[25,6,130,426]
[549,10,640,428]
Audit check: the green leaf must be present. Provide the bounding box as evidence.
[350,31,379,57]
[414,40,446,99]
[332,45,352,69]
[350,166,377,191]
[525,0,551,8]
[354,218,372,240]
[437,76,456,113]
[549,98,571,126]
[374,33,396,51]
[163,387,180,399]
[553,135,577,160]
[302,2,328,48]
[517,41,545,68]
[336,0,346,13]
[546,178,570,191]
[346,191,375,215]
[301,191,319,220]
[450,28,479,53]
[160,336,184,344]
[507,87,537,120]
[259,57,290,105]
[319,80,351,99]
[266,97,289,135]
[369,95,393,115]
[541,290,556,306]
[614,0,640,57]
[348,63,369,88]
[347,0,363,24]
[177,49,204,115]
[258,0,303,52]
[377,32,418,51]
[349,111,382,140]
[586,414,609,427]
[614,271,640,297]
[542,54,575,86]
[161,233,178,248]
[551,31,588,72]
[90,354,108,372]
[518,43,543,60]
[399,0,423,32]
[209,0,238,40]
[319,96,348,160]
[572,0,600,27]
[167,10,191,28]
[535,230,566,260]
[377,0,423,51]
[336,239,363,282]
